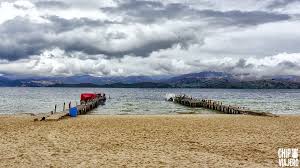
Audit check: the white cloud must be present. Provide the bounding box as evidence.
[0,47,300,77]
[0,1,48,24]
[0,0,299,77]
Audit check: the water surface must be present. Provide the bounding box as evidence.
[0,87,299,115]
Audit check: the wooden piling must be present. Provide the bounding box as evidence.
[170,95,277,117]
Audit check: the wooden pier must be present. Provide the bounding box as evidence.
[35,94,106,121]
[170,95,278,117]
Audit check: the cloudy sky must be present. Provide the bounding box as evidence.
[0,0,300,77]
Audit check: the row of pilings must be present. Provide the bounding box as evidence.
[171,95,277,117]
[76,96,106,115]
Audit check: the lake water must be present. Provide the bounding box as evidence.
[0,87,299,115]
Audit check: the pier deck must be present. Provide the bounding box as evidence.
[45,111,69,121]
[171,95,278,117]
[35,96,106,121]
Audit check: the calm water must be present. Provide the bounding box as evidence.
[0,87,299,115]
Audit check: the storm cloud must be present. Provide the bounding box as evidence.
[267,0,300,9]
[35,1,70,9]
[0,0,299,77]
[102,1,290,25]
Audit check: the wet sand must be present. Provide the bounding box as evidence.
[0,114,299,167]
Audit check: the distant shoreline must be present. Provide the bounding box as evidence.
[1,85,300,89]
[2,71,300,89]
[2,83,300,89]
[1,113,300,117]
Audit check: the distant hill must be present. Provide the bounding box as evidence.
[166,71,236,87]
[166,71,300,89]
[49,82,172,88]
[167,71,233,83]
[2,74,165,85]
[264,75,300,83]
[100,82,172,88]
[44,75,159,85]
[48,83,101,88]
[0,77,21,87]
[1,71,300,89]
[169,78,300,89]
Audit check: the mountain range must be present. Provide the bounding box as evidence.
[1,71,300,89]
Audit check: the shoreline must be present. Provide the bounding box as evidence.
[1,112,300,117]
[0,114,299,167]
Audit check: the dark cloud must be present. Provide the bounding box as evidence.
[0,0,292,62]
[62,36,192,58]
[0,17,49,60]
[0,0,299,77]
[13,4,30,10]
[235,59,254,69]
[35,1,70,9]
[101,1,179,23]
[105,32,127,40]
[0,17,107,61]
[102,0,290,25]
[102,2,198,23]
[197,10,290,26]
[44,16,112,33]
[106,38,192,57]
[267,0,300,9]
[0,15,191,61]
[278,61,300,69]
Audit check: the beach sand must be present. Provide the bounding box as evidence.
[0,114,299,168]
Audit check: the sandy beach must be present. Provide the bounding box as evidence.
[0,114,299,168]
